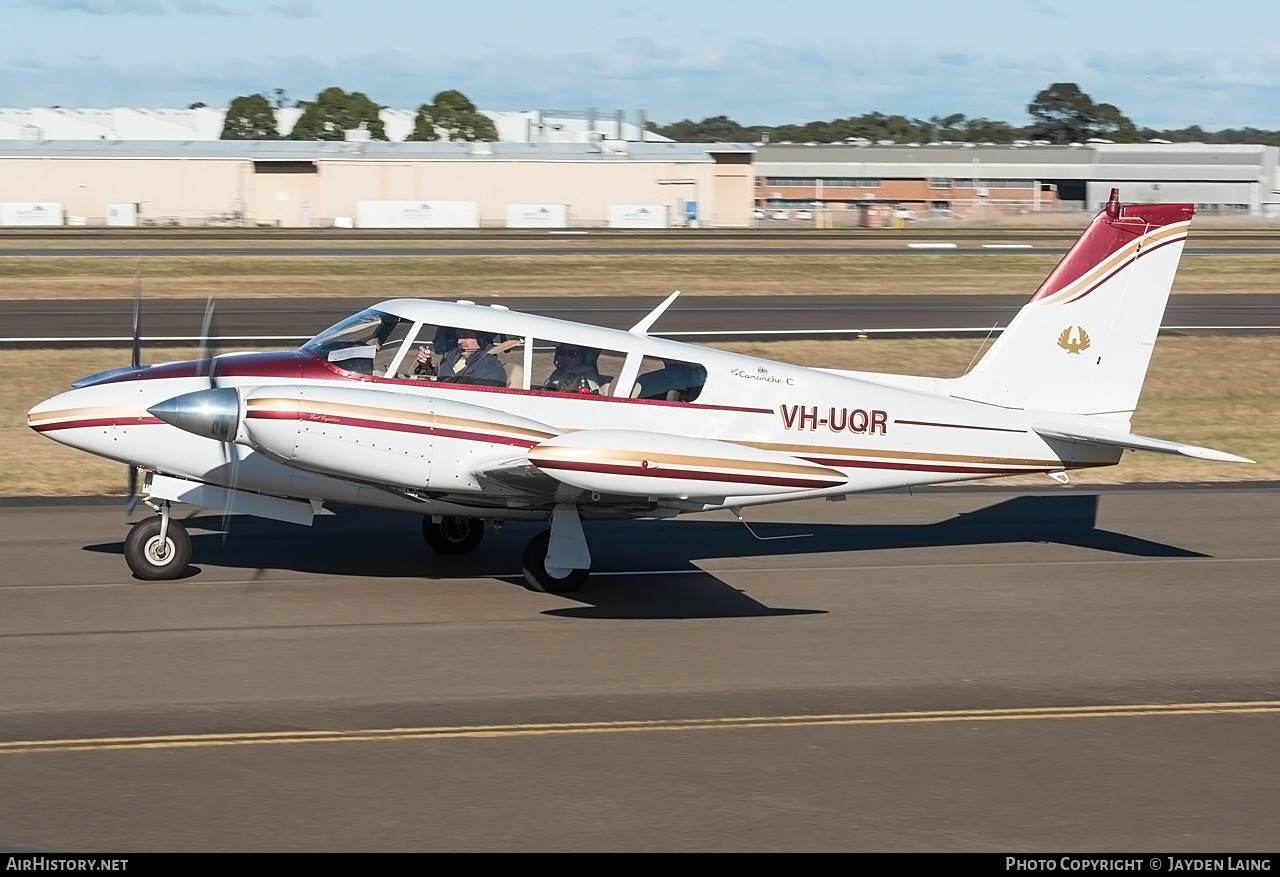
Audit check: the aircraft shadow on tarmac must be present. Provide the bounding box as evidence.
[85,494,1205,620]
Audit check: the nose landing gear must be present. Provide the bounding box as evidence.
[124,501,191,580]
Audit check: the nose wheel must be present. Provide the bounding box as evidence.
[422,515,485,554]
[124,513,191,580]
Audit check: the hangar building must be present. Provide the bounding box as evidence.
[755,142,1280,219]
[0,139,753,228]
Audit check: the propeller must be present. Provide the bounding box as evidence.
[196,296,241,540]
[125,266,143,516]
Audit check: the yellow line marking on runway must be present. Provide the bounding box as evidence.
[3,701,1278,755]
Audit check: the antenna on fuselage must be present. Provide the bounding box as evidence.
[629,290,681,336]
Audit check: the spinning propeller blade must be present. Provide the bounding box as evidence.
[196,296,239,538]
[130,267,142,370]
[126,267,143,516]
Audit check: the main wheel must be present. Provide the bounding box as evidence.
[124,517,191,580]
[422,515,485,554]
[521,529,589,594]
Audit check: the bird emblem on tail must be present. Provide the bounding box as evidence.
[1057,326,1091,354]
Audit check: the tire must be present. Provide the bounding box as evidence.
[521,529,589,594]
[124,517,191,580]
[422,515,485,555]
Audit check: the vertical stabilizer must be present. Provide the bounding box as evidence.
[951,191,1193,418]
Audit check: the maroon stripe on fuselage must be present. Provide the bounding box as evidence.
[533,458,845,489]
[245,409,539,448]
[31,415,163,433]
[799,455,1039,474]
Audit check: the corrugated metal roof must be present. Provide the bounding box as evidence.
[756,143,1275,183]
[0,139,753,162]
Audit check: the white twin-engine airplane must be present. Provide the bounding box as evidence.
[28,191,1252,592]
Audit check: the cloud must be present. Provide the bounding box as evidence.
[174,0,231,14]
[268,0,316,18]
[25,0,232,13]
[1,38,1277,131]
[25,0,165,14]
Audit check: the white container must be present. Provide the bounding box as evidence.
[505,204,568,228]
[106,203,138,227]
[356,200,479,228]
[1,202,64,226]
[607,204,668,228]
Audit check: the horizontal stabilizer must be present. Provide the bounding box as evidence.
[1033,422,1254,464]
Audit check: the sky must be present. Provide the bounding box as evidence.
[2,0,1278,130]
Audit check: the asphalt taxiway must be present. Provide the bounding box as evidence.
[0,486,1277,850]
[2,293,1278,345]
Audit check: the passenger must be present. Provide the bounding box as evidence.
[428,328,507,387]
[542,344,603,394]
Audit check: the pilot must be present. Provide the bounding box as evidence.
[409,327,458,378]
[427,328,507,387]
[542,344,603,394]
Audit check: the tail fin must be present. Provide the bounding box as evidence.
[951,190,1193,417]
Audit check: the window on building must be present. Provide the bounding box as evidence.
[954,179,1033,189]
[768,177,817,186]
[252,161,317,174]
[929,178,951,189]
[821,178,881,187]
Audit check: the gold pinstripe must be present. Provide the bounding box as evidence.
[1033,220,1190,307]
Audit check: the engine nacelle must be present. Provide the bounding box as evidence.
[527,429,847,499]
[153,384,559,492]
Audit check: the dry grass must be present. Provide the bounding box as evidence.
[4,338,1276,496]
[0,252,1273,299]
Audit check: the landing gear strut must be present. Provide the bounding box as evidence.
[521,504,591,594]
[124,502,191,580]
[422,515,485,554]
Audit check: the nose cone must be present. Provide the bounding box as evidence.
[148,387,241,442]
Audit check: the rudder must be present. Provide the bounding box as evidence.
[951,190,1193,418]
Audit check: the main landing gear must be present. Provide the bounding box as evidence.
[521,504,591,595]
[421,507,593,595]
[124,501,191,580]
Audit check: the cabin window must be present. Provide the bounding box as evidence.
[631,356,707,403]
[530,338,627,397]
[390,323,524,388]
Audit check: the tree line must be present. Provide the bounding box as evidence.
[220,87,497,141]
[649,83,1280,147]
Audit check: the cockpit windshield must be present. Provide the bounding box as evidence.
[301,309,407,375]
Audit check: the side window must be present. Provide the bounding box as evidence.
[532,338,627,396]
[387,323,525,389]
[373,319,419,376]
[632,356,707,403]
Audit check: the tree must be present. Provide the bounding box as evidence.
[220,93,280,140]
[651,115,757,142]
[289,87,387,141]
[1027,82,1135,144]
[407,90,497,141]
[959,117,1023,143]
